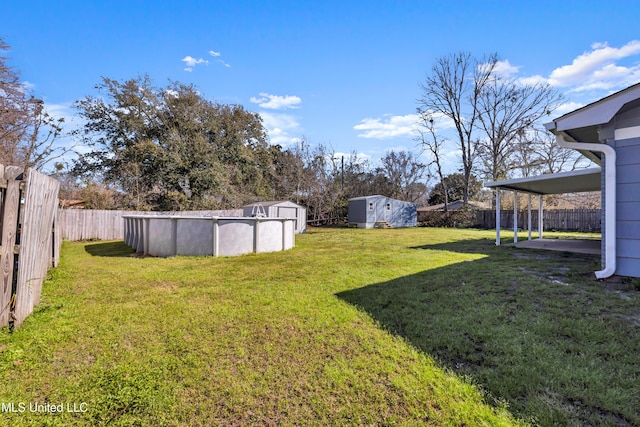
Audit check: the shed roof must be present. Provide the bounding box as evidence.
[484,167,601,195]
[243,200,305,208]
[348,195,415,204]
[348,194,384,201]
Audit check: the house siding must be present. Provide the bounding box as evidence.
[614,125,640,277]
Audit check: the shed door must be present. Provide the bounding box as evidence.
[368,201,376,223]
[384,201,392,222]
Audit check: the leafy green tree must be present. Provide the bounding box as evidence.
[72,76,270,210]
[428,173,482,205]
[73,76,162,208]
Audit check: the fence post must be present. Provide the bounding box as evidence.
[0,166,22,328]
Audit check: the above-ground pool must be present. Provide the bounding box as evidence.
[123,215,295,257]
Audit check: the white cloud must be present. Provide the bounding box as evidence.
[208,50,231,67]
[259,112,301,145]
[353,114,420,139]
[473,41,640,95]
[493,60,520,77]
[517,74,549,86]
[417,110,456,132]
[250,93,302,110]
[333,151,373,164]
[548,40,640,90]
[554,101,584,116]
[182,55,208,72]
[22,80,36,91]
[479,59,520,78]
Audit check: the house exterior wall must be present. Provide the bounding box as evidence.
[612,106,640,277]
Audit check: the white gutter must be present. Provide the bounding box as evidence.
[556,134,616,279]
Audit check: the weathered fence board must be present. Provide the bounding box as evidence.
[13,169,60,326]
[476,209,601,232]
[59,209,243,241]
[0,165,61,329]
[0,166,22,326]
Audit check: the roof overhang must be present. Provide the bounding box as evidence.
[484,167,601,195]
[544,83,640,165]
[545,82,640,139]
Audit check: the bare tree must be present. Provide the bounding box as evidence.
[378,150,427,203]
[531,128,589,174]
[0,37,29,165]
[20,99,65,170]
[416,111,450,210]
[418,52,496,204]
[475,70,563,181]
[0,37,66,170]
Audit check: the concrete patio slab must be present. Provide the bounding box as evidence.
[511,238,601,255]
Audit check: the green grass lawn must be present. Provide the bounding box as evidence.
[1,227,638,426]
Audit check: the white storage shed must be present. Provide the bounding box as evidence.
[348,195,417,228]
[243,201,307,234]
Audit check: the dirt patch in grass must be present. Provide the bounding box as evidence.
[340,230,640,426]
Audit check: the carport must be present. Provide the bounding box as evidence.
[486,83,640,279]
[484,167,602,248]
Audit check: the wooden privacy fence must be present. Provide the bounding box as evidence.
[1,165,61,330]
[59,209,243,241]
[476,209,601,232]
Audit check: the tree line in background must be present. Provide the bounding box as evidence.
[63,74,432,220]
[2,36,594,220]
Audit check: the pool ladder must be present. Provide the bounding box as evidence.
[251,204,267,218]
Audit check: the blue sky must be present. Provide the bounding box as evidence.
[3,1,640,173]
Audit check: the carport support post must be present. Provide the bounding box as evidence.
[538,195,543,239]
[527,194,532,241]
[495,189,501,246]
[513,191,518,243]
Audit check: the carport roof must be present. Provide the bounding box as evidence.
[484,167,601,195]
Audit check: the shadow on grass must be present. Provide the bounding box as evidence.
[337,238,640,426]
[84,241,136,257]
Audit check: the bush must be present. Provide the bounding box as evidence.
[418,207,479,228]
